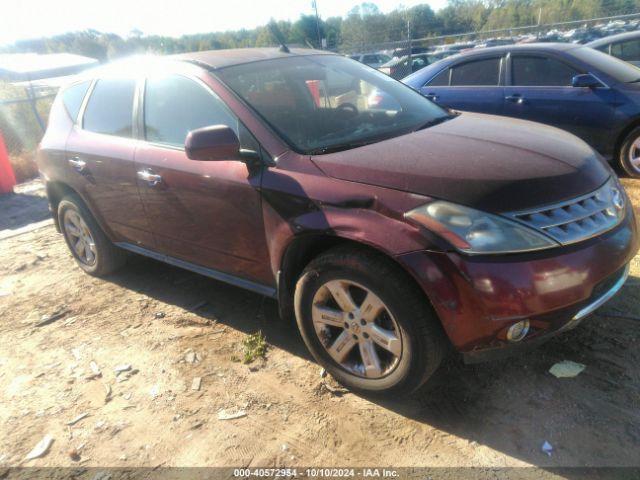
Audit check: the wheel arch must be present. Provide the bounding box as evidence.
[45,181,77,232]
[277,233,439,327]
[45,180,113,238]
[614,116,640,161]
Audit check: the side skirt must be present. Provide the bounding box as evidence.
[115,242,277,299]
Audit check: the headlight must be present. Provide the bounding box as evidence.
[405,201,559,254]
[599,176,626,218]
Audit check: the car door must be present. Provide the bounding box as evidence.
[419,56,505,114]
[134,73,272,286]
[66,76,154,247]
[503,53,617,153]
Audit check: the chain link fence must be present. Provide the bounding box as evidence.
[341,11,640,79]
[0,81,56,182]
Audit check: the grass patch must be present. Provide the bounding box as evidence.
[241,331,267,364]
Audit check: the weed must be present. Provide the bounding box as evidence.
[241,331,267,364]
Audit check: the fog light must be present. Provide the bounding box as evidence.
[506,320,530,342]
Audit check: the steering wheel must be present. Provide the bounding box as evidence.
[336,102,359,119]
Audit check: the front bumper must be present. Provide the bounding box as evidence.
[396,208,639,360]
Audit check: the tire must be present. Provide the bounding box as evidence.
[619,126,640,179]
[58,194,126,276]
[294,245,446,396]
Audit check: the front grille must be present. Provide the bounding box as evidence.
[505,178,625,246]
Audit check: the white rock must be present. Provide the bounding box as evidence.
[114,364,132,373]
[217,409,246,421]
[191,377,202,391]
[66,412,89,426]
[24,435,53,460]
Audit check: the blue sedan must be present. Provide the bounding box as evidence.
[401,43,640,178]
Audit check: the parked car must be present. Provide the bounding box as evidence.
[349,52,392,68]
[378,53,441,79]
[433,42,475,53]
[474,38,514,49]
[403,43,640,177]
[390,46,430,58]
[38,48,638,395]
[587,31,640,66]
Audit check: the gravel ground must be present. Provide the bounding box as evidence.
[0,178,638,476]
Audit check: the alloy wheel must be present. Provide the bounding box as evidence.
[63,210,97,266]
[311,279,402,379]
[628,137,640,174]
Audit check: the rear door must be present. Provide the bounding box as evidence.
[420,56,505,114]
[66,76,153,247]
[134,73,271,285]
[503,53,617,153]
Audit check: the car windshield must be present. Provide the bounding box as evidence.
[217,54,450,154]
[571,46,640,82]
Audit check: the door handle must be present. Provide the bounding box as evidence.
[68,157,86,172]
[137,169,162,187]
[505,94,525,104]
[425,93,439,101]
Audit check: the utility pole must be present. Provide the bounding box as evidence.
[407,20,412,75]
[312,0,322,49]
[537,7,543,39]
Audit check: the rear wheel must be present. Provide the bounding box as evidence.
[58,194,126,276]
[619,126,640,178]
[294,246,446,396]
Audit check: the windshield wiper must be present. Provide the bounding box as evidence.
[307,141,371,155]
[307,136,392,155]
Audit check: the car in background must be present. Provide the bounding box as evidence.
[474,38,514,49]
[403,43,640,178]
[37,48,638,395]
[349,52,392,68]
[587,31,640,66]
[378,52,444,79]
[390,46,430,58]
[432,42,475,54]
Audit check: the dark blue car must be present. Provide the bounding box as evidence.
[401,43,640,178]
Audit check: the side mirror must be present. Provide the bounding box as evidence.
[572,73,603,88]
[185,125,240,161]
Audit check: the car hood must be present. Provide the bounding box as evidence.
[310,113,611,213]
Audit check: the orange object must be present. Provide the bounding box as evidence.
[305,80,321,107]
[0,131,16,194]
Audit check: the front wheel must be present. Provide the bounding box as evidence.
[294,246,446,396]
[619,127,640,178]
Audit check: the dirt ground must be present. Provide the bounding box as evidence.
[0,178,639,476]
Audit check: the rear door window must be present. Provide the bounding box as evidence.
[61,81,90,122]
[511,55,579,86]
[144,75,238,147]
[450,58,500,86]
[83,78,136,137]
[426,69,450,86]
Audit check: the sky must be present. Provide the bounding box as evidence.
[0,0,448,46]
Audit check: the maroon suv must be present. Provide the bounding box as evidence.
[38,48,638,395]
